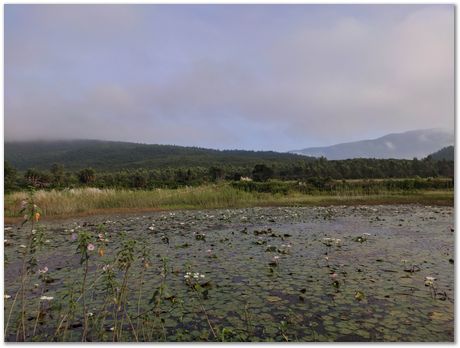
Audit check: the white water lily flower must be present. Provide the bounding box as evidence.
[40,296,54,301]
[38,266,49,274]
[200,274,205,278]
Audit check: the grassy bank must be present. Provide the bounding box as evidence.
[4,184,454,220]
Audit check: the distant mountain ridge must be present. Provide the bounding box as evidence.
[5,139,314,171]
[291,129,454,160]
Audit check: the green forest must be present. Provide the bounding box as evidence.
[4,141,454,193]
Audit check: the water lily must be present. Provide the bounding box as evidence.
[425,276,436,286]
[40,296,54,301]
[38,266,48,274]
[87,243,95,251]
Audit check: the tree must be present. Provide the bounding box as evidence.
[209,167,225,182]
[24,168,52,188]
[252,164,274,182]
[50,163,65,187]
[5,161,18,192]
[131,171,148,189]
[78,168,96,184]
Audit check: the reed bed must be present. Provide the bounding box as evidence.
[4,185,453,218]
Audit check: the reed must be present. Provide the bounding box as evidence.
[4,185,453,219]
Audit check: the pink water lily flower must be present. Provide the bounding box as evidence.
[87,243,95,251]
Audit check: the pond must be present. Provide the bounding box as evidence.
[4,205,454,342]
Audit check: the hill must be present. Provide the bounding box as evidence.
[428,146,454,161]
[291,129,454,160]
[5,139,315,171]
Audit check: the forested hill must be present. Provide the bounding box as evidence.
[5,140,315,171]
[429,146,454,161]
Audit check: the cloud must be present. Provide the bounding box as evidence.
[4,5,454,151]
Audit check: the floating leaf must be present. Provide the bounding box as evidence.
[354,291,365,301]
[267,296,282,302]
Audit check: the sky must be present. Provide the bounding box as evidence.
[4,4,455,152]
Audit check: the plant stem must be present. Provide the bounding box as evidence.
[81,258,89,341]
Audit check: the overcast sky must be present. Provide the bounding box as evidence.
[5,4,454,151]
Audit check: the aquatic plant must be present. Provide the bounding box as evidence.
[5,190,45,341]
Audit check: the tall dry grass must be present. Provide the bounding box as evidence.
[4,185,453,218]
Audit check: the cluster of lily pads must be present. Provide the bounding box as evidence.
[3,203,454,342]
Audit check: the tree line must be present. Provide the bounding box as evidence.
[4,156,454,193]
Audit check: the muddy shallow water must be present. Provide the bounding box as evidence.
[4,205,454,342]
